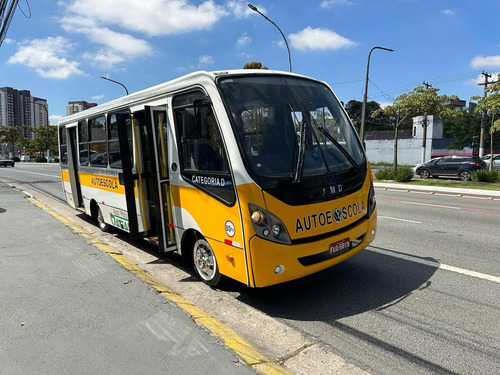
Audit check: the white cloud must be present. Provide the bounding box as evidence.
[443,8,458,16]
[227,0,263,18]
[379,102,393,109]
[91,94,105,100]
[64,0,227,36]
[466,72,499,86]
[59,0,229,68]
[237,52,251,59]
[320,0,354,9]
[471,55,500,68]
[7,36,86,79]
[61,16,152,59]
[199,55,214,66]
[50,114,63,123]
[237,34,252,48]
[289,27,356,51]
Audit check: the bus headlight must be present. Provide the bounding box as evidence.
[251,210,265,224]
[368,183,376,217]
[249,204,291,245]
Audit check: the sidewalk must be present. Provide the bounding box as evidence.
[0,182,255,375]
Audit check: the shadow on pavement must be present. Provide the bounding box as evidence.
[232,248,438,322]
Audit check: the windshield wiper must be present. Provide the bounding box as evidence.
[293,119,307,183]
[316,126,360,172]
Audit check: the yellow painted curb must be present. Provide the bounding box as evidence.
[26,196,292,375]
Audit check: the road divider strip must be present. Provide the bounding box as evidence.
[26,195,293,375]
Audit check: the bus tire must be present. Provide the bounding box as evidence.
[97,206,110,232]
[192,237,222,287]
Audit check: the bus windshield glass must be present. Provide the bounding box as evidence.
[218,75,365,179]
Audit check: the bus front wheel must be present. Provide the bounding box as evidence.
[97,206,110,232]
[192,237,222,287]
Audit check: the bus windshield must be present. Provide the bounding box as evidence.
[218,75,365,180]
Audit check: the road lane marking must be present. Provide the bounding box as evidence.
[368,247,500,284]
[378,216,422,224]
[378,197,500,214]
[3,168,60,179]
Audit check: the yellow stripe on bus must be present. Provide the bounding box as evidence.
[78,172,126,195]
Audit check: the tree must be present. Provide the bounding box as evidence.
[243,61,268,69]
[443,112,481,150]
[12,125,34,155]
[376,86,462,170]
[29,125,58,156]
[471,79,500,169]
[345,100,387,132]
[0,126,25,156]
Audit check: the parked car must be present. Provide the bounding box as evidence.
[482,154,500,170]
[412,157,441,173]
[0,155,15,167]
[415,155,486,180]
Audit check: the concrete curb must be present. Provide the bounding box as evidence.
[374,182,500,198]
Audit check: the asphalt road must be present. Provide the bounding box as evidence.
[1,164,499,374]
[241,188,500,374]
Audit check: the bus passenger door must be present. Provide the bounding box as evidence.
[115,113,139,239]
[66,126,83,209]
[145,106,176,253]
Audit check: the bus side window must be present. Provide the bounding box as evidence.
[59,127,68,165]
[89,115,107,167]
[78,120,88,166]
[176,97,228,173]
[108,112,132,169]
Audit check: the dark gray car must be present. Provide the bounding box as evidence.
[0,156,15,167]
[415,155,485,180]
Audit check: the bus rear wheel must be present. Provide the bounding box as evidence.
[192,237,221,287]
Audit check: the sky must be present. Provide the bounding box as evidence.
[1,0,499,125]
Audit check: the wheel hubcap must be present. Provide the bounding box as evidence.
[194,241,215,281]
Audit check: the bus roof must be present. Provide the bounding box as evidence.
[58,69,313,126]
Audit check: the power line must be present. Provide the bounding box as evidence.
[367,70,485,101]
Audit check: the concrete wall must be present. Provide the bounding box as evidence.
[366,138,430,165]
[364,115,465,165]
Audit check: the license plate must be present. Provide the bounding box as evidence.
[329,238,350,255]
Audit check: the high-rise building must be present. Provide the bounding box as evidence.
[66,101,97,116]
[0,87,49,130]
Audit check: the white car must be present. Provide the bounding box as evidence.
[483,154,500,170]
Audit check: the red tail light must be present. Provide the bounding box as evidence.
[470,162,480,166]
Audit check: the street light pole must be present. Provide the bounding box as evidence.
[100,76,129,95]
[360,46,394,144]
[248,3,292,72]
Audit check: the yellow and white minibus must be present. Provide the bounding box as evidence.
[58,70,376,287]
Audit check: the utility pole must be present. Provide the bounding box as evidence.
[478,71,492,158]
[421,82,432,162]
